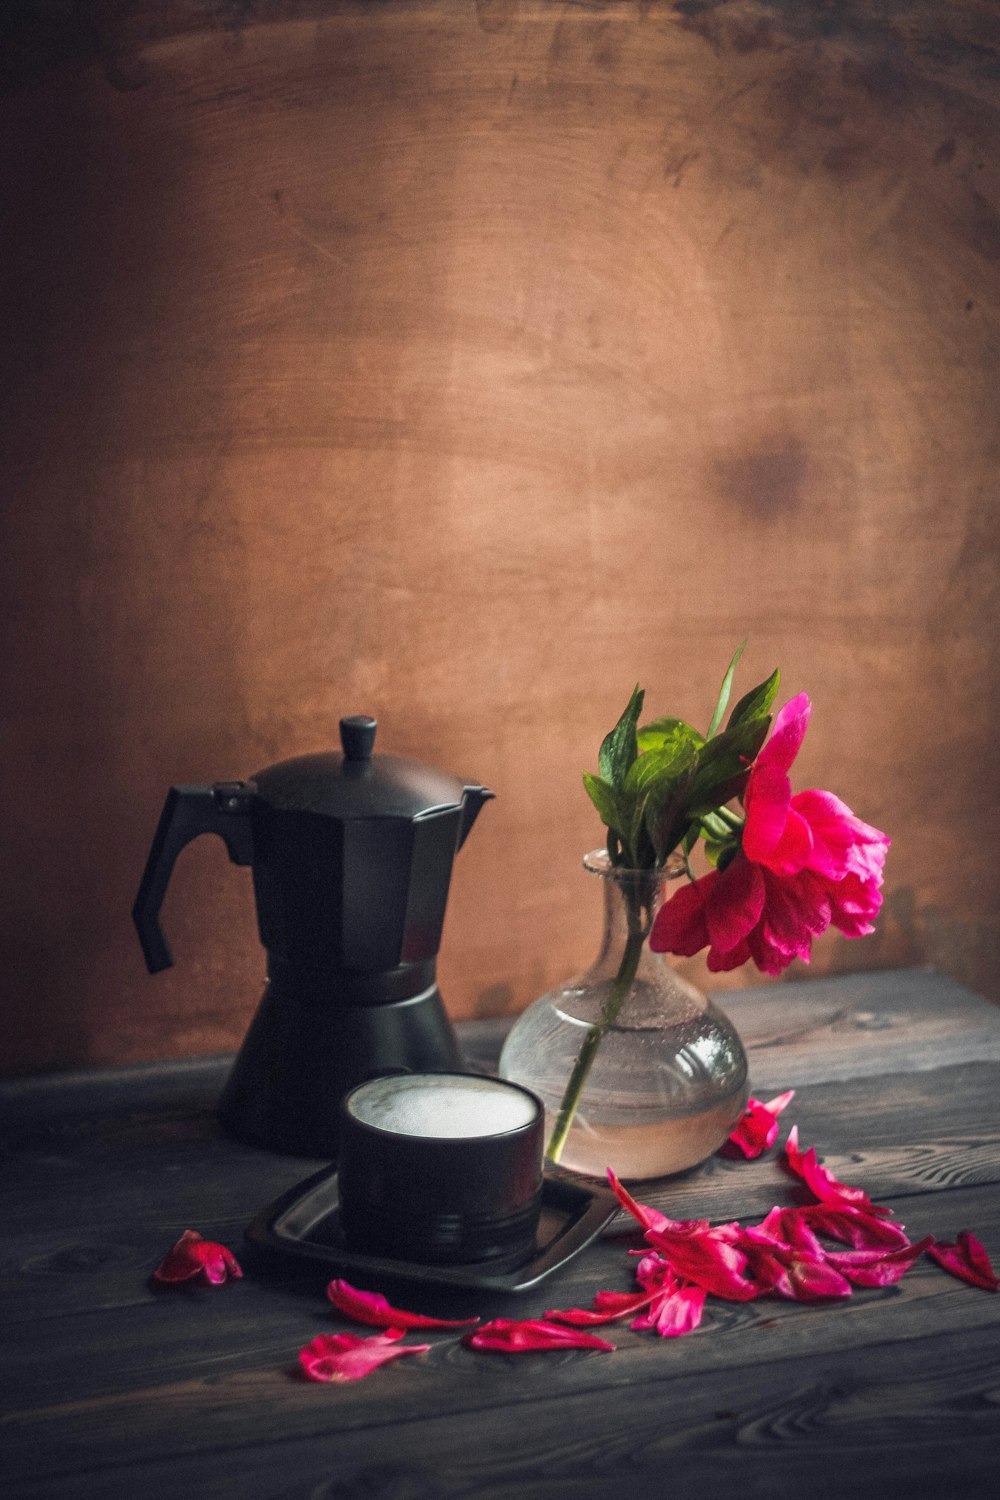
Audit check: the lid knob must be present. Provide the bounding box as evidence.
[340,715,377,762]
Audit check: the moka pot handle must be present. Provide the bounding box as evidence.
[132,782,256,974]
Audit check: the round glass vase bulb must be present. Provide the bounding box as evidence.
[498,850,750,1181]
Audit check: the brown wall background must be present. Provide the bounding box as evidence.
[1,0,998,1078]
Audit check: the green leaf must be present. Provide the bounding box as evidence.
[643,761,698,860]
[636,717,704,755]
[703,835,731,868]
[628,792,656,868]
[699,810,735,841]
[624,734,700,860]
[622,736,700,862]
[706,640,747,740]
[686,714,772,814]
[598,685,645,790]
[623,737,697,796]
[582,772,623,834]
[727,668,780,729]
[608,730,702,865]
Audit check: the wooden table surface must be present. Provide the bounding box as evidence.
[3,967,1000,1500]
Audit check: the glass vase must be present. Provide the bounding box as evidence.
[498,850,749,1181]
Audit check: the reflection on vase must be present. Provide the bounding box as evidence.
[499,850,749,1181]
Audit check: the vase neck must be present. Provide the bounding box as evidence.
[584,849,679,976]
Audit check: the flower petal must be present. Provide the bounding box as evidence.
[152,1230,242,1287]
[705,856,765,954]
[723,1090,795,1159]
[462,1319,615,1353]
[791,788,890,879]
[784,1125,891,1216]
[739,1226,853,1301]
[706,935,754,973]
[798,1204,910,1250]
[760,869,831,953]
[756,1206,827,1258]
[634,1249,682,1291]
[299,1329,429,1383]
[649,873,714,957]
[644,1224,765,1301]
[543,1291,654,1326]
[633,1282,707,1337]
[826,1237,934,1287]
[606,1170,707,1236]
[326,1279,479,1330]
[765,807,814,876]
[742,764,793,862]
[827,870,884,938]
[927,1231,999,1291]
[757,693,811,775]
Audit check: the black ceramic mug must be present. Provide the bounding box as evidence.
[337,1072,545,1269]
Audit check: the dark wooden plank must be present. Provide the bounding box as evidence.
[0,1054,233,1128]
[4,1301,1000,1499]
[1,973,997,1500]
[2,1060,999,1330]
[3,971,996,1137]
[3,1177,999,1467]
[463,968,1000,1087]
[4,1057,999,1241]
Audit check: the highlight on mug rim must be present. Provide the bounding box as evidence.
[342,1071,542,1141]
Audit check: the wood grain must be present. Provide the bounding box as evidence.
[2,974,1000,1498]
[1,1,999,1077]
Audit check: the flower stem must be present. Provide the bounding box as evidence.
[545,887,647,1165]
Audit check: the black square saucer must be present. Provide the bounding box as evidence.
[246,1165,620,1293]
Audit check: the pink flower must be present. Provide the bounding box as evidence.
[650,693,890,976]
[462,1318,615,1353]
[927,1231,999,1291]
[299,1329,430,1383]
[722,1090,795,1159]
[326,1279,479,1330]
[152,1230,242,1287]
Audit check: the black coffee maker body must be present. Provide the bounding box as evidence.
[132,716,492,1156]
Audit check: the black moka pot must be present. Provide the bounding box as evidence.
[132,716,493,1156]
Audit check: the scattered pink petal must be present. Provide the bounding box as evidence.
[826,1236,934,1287]
[927,1231,999,1291]
[739,1227,853,1301]
[798,1203,910,1250]
[784,1126,891,1216]
[633,1281,708,1337]
[645,1223,765,1301]
[754,1206,826,1259]
[152,1229,242,1287]
[543,1290,654,1326]
[606,1170,709,1236]
[326,1279,479,1330]
[299,1329,430,1383]
[723,1091,796,1159]
[606,1170,680,1234]
[634,1249,679,1291]
[462,1318,615,1353]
